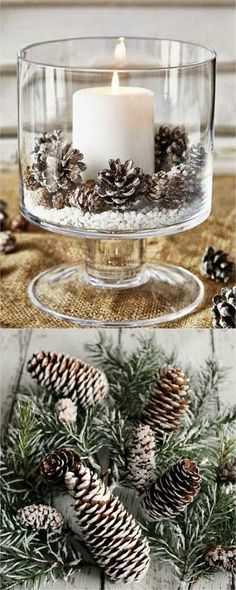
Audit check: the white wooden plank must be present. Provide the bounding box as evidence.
[120,328,213,369]
[2,0,235,6]
[194,572,232,590]
[0,329,31,428]
[1,5,235,65]
[212,330,236,408]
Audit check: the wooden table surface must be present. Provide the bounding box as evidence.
[1,328,235,590]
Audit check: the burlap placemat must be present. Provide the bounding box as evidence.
[0,171,235,328]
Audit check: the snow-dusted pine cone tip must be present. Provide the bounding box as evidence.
[41,448,82,490]
[55,398,77,426]
[18,503,64,531]
[205,546,236,572]
[27,350,109,408]
[141,458,201,521]
[41,448,150,583]
[142,366,189,441]
[126,424,156,494]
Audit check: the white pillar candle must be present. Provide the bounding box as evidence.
[72,76,155,180]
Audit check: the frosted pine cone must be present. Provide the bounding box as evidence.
[41,448,81,489]
[147,165,200,210]
[141,459,201,521]
[0,231,16,254]
[185,143,206,172]
[142,367,189,441]
[126,425,156,494]
[0,200,8,231]
[205,546,236,572]
[154,125,188,172]
[55,398,77,426]
[41,449,150,583]
[27,351,109,407]
[97,158,148,209]
[218,457,236,484]
[211,287,236,328]
[70,180,105,213]
[18,503,63,531]
[201,246,234,283]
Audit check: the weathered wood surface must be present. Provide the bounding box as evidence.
[1,328,235,590]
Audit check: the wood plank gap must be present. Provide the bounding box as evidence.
[100,570,106,590]
[7,329,32,423]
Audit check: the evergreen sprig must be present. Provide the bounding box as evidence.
[1,333,235,589]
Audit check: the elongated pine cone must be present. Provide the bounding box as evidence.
[126,425,156,494]
[142,367,189,441]
[141,459,201,521]
[97,158,148,209]
[211,287,236,328]
[205,546,236,572]
[55,398,77,426]
[27,351,109,407]
[41,449,150,582]
[201,246,234,283]
[18,503,64,531]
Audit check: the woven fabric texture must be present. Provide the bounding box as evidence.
[0,171,235,329]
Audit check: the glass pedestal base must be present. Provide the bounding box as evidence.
[28,263,204,327]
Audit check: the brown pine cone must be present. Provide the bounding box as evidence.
[41,448,81,490]
[218,457,236,484]
[70,180,105,213]
[27,351,109,408]
[155,125,188,172]
[141,459,201,521]
[142,367,189,441]
[97,158,148,209]
[41,448,150,582]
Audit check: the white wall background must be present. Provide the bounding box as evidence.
[0,0,235,172]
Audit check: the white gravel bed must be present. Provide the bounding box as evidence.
[25,191,197,231]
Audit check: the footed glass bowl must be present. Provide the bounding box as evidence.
[18,37,216,326]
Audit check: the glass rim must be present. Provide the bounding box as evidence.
[17,36,216,71]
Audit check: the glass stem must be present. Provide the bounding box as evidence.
[84,238,146,287]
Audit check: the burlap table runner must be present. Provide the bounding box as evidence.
[1,171,235,329]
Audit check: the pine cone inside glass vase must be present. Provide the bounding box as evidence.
[211,287,236,328]
[142,367,189,441]
[147,165,200,210]
[41,448,150,583]
[126,425,156,494]
[141,459,201,521]
[185,143,206,173]
[18,503,64,531]
[205,546,236,572]
[201,246,234,283]
[154,125,188,172]
[97,158,148,209]
[69,180,105,213]
[27,351,109,407]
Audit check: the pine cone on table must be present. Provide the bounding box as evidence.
[141,459,201,521]
[70,180,105,213]
[41,448,150,583]
[10,214,28,232]
[0,200,8,231]
[142,367,189,441]
[126,424,156,495]
[97,158,148,210]
[154,125,188,172]
[0,231,16,254]
[211,287,236,328]
[55,398,77,426]
[27,351,109,407]
[18,503,64,531]
[201,246,234,283]
[205,546,236,572]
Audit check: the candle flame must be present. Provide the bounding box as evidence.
[114,36,127,64]
[111,71,120,93]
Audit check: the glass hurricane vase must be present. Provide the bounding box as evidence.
[18,37,216,326]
